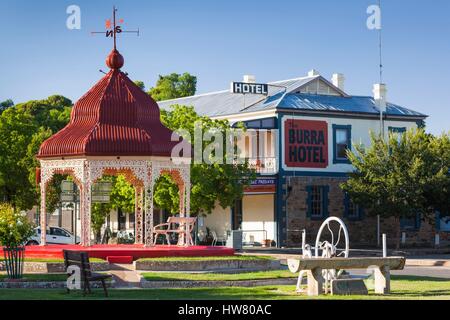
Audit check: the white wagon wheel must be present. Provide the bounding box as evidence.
[314,217,349,258]
[314,217,350,293]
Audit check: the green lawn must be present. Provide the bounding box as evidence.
[136,255,274,262]
[142,270,295,281]
[0,272,112,282]
[0,276,447,300]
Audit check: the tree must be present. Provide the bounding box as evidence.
[157,104,255,215]
[92,203,112,243]
[0,108,39,208]
[110,175,135,214]
[134,81,145,91]
[342,129,432,249]
[0,100,14,114]
[424,133,450,219]
[148,73,197,101]
[90,175,135,243]
[0,96,72,210]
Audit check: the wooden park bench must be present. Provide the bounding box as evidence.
[153,216,197,246]
[288,256,406,296]
[63,250,112,297]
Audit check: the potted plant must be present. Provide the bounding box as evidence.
[262,239,272,248]
[0,203,34,279]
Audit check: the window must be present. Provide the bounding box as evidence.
[233,118,277,129]
[344,193,364,220]
[265,130,274,157]
[388,127,406,134]
[306,186,329,220]
[400,213,421,231]
[261,118,276,129]
[50,227,70,237]
[232,199,243,230]
[118,209,126,231]
[388,127,407,144]
[244,136,250,157]
[129,213,135,229]
[333,125,352,164]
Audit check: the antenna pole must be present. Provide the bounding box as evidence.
[378,0,383,85]
[378,0,384,139]
[113,6,117,50]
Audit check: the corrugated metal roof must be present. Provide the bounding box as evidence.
[158,75,426,119]
[246,94,427,117]
[157,76,319,117]
[38,50,181,158]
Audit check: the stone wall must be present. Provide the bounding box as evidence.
[283,176,443,248]
[135,258,280,271]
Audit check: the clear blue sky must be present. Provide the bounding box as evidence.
[1,0,449,134]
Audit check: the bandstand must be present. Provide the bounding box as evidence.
[37,47,191,248]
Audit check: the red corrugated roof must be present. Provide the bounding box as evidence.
[38,50,182,159]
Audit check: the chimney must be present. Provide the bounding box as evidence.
[332,73,345,91]
[243,75,256,83]
[373,83,387,112]
[308,69,320,77]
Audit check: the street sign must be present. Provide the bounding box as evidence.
[91,194,111,203]
[92,181,113,193]
[91,181,113,203]
[61,194,75,202]
[61,180,78,203]
[61,181,75,193]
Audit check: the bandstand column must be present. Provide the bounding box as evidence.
[40,182,47,246]
[135,186,144,244]
[179,184,185,218]
[178,183,186,246]
[185,170,192,246]
[80,168,92,247]
[144,179,155,247]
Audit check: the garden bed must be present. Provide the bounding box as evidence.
[0,273,114,289]
[0,258,109,273]
[134,255,280,271]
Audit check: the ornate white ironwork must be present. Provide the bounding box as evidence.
[38,158,190,247]
[144,162,154,247]
[135,186,144,245]
[88,160,150,185]
[151,161,191,246]
[40,159,85,186]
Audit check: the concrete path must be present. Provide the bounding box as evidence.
[109,264,141,288]
[351,266,450,279]
[240,252,450,268]
[407,255,450,267]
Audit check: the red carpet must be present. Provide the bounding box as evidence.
[106,256,134,264]
[14,244,235,261]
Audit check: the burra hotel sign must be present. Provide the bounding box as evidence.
[284,119,328,168]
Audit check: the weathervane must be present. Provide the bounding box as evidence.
[91,6,139,50]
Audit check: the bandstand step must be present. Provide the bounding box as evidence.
[107,256,134,264]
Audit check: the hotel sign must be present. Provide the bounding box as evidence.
[231,82,269,95]
[284,119,328,168]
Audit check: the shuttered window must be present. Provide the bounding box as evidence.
[306,186,329,220]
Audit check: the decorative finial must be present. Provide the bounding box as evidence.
[106,49,124,69]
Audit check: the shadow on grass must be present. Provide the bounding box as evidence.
[0,287,296,300]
